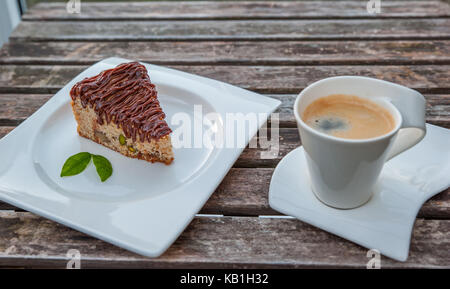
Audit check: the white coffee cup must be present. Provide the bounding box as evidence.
[294,76,427,209]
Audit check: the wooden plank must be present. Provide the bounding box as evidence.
[10,19,450,42]
[1,65,449,94]
[1,40,450,65]
[22,1,450,20]
[0,212,448,268]
[0,94,51,126]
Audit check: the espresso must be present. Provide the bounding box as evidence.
[302,94,395,139]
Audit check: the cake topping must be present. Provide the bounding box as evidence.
[70,62,172,142]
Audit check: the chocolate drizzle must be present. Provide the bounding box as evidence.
[70,62,172,142]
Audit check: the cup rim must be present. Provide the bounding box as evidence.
[293,76,402,144]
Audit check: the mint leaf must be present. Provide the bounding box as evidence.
[60,152,92,177]
[92,154,113,182]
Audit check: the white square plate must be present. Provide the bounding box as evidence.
[0,57,280,257]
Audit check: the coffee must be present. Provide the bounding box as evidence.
[302,94,395,139]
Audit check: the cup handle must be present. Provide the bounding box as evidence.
[385,91,427,161]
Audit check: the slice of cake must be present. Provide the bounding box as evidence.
[70,62,174,164]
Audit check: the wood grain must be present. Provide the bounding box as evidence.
[2,40,450,65]
[0,94,51,125]
[0,127,14,138]
[0,212,448,268]
[22,1,450,20]
[1,65,449,94]
[10,19,450,42]
[1,0,450,269]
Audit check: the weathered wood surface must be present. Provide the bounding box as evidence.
[22,1,450,20]
[10,19,450,42]
[0,212,448,268]
[1,65,449,94]
[2,40,450,65]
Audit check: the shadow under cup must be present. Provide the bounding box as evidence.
[294,77,408,209]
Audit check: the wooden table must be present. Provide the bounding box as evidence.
[0,1,449,268]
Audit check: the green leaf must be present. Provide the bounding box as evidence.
[60,152,92,177]
[92,154,113,182]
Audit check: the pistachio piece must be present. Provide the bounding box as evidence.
[119,134,126,146]
[128,146,136,153]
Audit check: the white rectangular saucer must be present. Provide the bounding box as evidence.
[0,57,281,257]
[269,124,450,261]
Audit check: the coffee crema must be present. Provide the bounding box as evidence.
[302,94,395,139]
